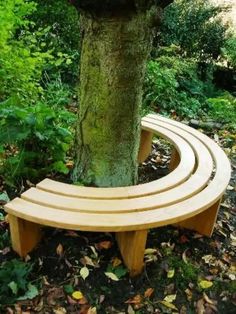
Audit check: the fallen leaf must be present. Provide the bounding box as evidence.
[196,298,205,314]
[159,300,178,311]
[163,294,176,303]
[203,292,214,305]
[53,307,67,314]
[96,241,112,250]
[67,295,77,305]
[144,288,154,298]
[182,249,188,264]
[144,248,157,255]
[127,304,135,314]
[72,291,84,300]
[199,280,213,289]
[112,257,122,267]
[87,307,97,314]
[56,243,64,256]
[79,297,88,305]
[179,235,189,243]
[80,267,89,280]
[105,272,119,281]
[185,288,192,301]
[125,294,143,304]
[167,269,175,278]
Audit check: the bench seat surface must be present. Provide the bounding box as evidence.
[4,115,231,232]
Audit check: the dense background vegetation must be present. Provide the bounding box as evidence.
[0,0,235,190]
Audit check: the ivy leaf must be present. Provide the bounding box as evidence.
[17,283,39,300]
[8,281,18,295]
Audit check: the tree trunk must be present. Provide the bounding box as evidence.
[72,1,171,187]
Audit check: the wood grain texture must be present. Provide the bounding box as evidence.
[8,214,41,257]
[138,129,153,163]
[116,230,148,277]
[4,114,231,276]
[176,198,222,236]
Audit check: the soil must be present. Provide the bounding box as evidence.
[0,127,235,314]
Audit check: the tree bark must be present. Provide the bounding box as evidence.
[72,0,172,187]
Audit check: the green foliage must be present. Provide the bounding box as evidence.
[0,259,38,306]
[31,0,80,85]
[144,53,211,117]
[207,93,236,128]
[222,36,236,69]
[158,0,228,61]
[0,0,53,104]
[168,256,199,289]
[0,102,76,187]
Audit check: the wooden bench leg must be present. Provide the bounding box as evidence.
[169,147,180,171]
[176,198,222,237]
[8,215,42,257]
[138,130,153,163]
[116,229,148,277]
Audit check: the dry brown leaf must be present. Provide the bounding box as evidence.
[196,298,205,314]
[53,307,67,314]
[185,288,193,301]
[203,292,214,305]
[112,257,122,267]
[125,294,143,305]
[87,307,97,314]
[56,243,64,256]
[96,241,112,250]
[144,288,154,298]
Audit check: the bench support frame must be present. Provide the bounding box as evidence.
[8,215,42,257]
[116,230,148,277]
[176,198,221,237]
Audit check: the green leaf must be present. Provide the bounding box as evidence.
[17,283,39,300]
[64,284,74,294]
[8,281,18,295]
[53,161,69,174]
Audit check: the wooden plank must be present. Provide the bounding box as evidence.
[138,130,153,163]
[175,198,222,236]
[8,214,42,257]
[116,230,148,277]
[169,147,180,171]
[37,122,196,199]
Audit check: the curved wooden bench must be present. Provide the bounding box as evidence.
[4,114,231,276]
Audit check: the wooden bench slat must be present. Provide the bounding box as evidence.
[37,123,195,199]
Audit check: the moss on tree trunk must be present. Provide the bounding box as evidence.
[72,1,172,187]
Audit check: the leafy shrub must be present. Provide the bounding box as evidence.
[143,54,210,118]
[0,0,52,105]
[0,259,38,306]
[31,0,80,85]
[0,102,76,187]
[157,0,228,61]
[207,93,236,128]
[222,36,236,69]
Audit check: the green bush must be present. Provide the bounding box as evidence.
[0,0,52,105]
[0,102,76,187]
[143,54,211,118]
[31,0,80,85]
[222,36,236,69]
[207,93,236,128]
[0,259,38,306]
[157,0,228,61]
